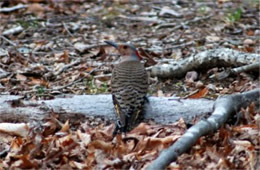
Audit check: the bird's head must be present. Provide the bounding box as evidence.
[105,41,142,61]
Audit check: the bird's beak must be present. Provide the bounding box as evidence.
[104,41,118,49]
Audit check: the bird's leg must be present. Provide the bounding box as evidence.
[112,120,122,137]
[144,96,149,104]
[122,113,130,133]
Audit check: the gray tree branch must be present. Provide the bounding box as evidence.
[149,48,259,78]
[147,88,260,170]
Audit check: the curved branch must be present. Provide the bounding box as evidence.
[149,48,259,78]
[147,88,260,170]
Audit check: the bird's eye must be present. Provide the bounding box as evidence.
[123,45,128,49]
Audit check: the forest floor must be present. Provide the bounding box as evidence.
[0,0,259,169]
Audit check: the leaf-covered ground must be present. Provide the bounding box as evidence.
[0,0,259,169]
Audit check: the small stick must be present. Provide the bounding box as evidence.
[0,35,17,46]
[156,14,213,30]
[0,4,27,13]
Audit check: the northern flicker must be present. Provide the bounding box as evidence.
[105,41,148,135]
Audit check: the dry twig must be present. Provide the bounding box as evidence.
[156,14,212,30]
[0,4,27,13]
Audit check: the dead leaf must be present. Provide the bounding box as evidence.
[10,137,23,151]
[28,77,49,87]
[86,152,95,166]
[243,39,255,46]
[244,46,254,53]
[77,130,91,146]
[88,140,113,153]
[195,81,204,88]
[56,134,75,148]
[233,140,252,148]
[74,42,89,53]
[11,154,39,169]
[187,87,209,99]
[130,123,151,135]
[60,120,70,132]
[58,50,70,63]
[95,47,108,61]
[42,120,58,136]
[185,71,198,84]
[69,160,86,169]
[26,3,45,17]
[16,74,27,81]
[246,30,255,36]
[138,48,157,66]
[206,36,220,43]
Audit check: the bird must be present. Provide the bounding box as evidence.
[104,41,148,136]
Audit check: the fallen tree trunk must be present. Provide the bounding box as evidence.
[147,88,260,170]
[149,48,260,78]
[0,95,214,124]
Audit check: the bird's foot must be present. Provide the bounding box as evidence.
[144,96,149,103]
[112,120,123,137]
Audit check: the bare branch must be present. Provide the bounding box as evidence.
[147,88,260,170]
[0,4,27,13]
[149,48,259,78]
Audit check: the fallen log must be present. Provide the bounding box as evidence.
[0,95,214,124]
